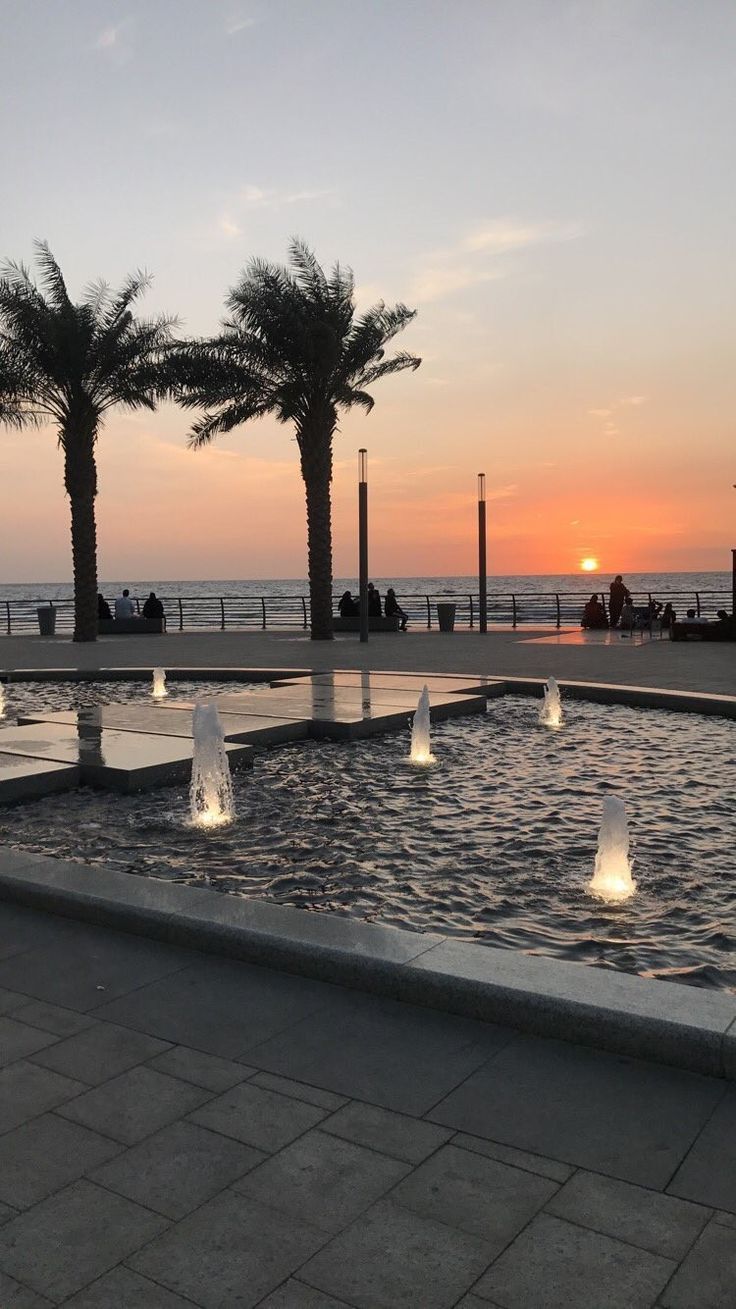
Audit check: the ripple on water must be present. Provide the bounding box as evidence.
[1,693,734,991]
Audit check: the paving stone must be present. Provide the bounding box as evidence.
[715,1209,736,1229]
[248,990,509,1115]
[258,1282,354,1308]
[10,1000,96,1037]
[90,1119,264,1219]
[189,1080,327,1152]
[659,1218,736,1307]
[0,900,83,962]
[0,1016,59,1067]
[299,1197,495,1309]
[0,1201,17,1225]
[548,1168,711,1260]
[129,1188,326,1309]
[56,1064,211,1144]
[148,1043,254,1091]
[0,1060,86,1134]
[0,1179,168,1302]
[30,1020,170,1084]
[250,1070,348,1111]
[393,1142,557,1248]
[322,1100,453,1164]
[453,1132,574,1182]
[428,1035,725,1188]
[0,925,194,1011]
[95,956,333,1057]
[475,1212,675,1309]
[65,1266,196,1306]
[0,1112,122,1209]
[235,1128,409,1233]
[0,1270,52,1307]
[0,989,29,1016]
[667,1085,736,1212]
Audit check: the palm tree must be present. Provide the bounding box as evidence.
[170,240,421,640]
[0,242,177,641]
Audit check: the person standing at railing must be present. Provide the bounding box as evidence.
[367,582,382,617]
[608,575,631,628]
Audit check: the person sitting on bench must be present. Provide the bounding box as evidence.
[338,590,359,617]
[367,582,382,617]
[385,587,408,631]
[581,594,608,629]
[97,593,112,621]
[114,588,136,620]
[142,591,165,622]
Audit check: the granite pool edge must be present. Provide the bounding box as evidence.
[0,846,734,1080]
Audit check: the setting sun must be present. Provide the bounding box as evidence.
[580,557,600,572]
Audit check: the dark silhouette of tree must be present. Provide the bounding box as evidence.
[0,242,177,641]
[170,240,420,639]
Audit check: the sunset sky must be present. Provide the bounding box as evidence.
[1,0,734,582]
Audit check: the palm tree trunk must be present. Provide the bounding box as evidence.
[300,427,334,641]
[63,424,99,643]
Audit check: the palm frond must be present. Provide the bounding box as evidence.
[33,240,72,312]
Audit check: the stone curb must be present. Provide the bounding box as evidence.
[0,847,734,1081]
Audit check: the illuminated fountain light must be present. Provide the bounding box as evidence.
[0,682,5,719]
[539,676,563,728]
[589,795,636,902]
[151,668,168,699]
[410,685,436,765]
[189,702,235,828]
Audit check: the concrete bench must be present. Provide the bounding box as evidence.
[670,620,735,642]
[98,618,165,635]
[333,616,401,633]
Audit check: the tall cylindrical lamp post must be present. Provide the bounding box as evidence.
[359,449,369,643]
[478,472,487,633]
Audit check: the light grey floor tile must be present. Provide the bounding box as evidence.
[57,1064,211,1144]
[0,1179,168,1302]
[94,957,334,1057]
[660,1218,736,1308]
[475,1212,675,1309]
[0,926,194,1012]
[428,1035,725,1188]
[0,1060,86,1135]
[667,1086,736,1212]
[258,1281,354,1308]
[0,1112,122,1209]
[65,1266,196,1306]
[392,1142,557,1246]
[322,1100,453,1164]
[189,1080,327,1152]
[0,1269,52,1307]
[235,1128,409,1233]
[148,1043,254,1091]
[129,1189,326,1309]
[248,991,509,1115]
[0,1016,58,1067]
[548,1169,711,1260]
[453,1132,574,1183]
[30,1020,170,1084]
[300,1197,496,1309]
[90,1119,264,1219]
[10,1000,96,1037]
[250,1071,348,1111]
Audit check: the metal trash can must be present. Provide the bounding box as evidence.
[436,602,456,632]
[36,605,56,636]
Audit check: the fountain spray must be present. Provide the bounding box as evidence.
[151,668,168,699]
[539,676,563,727]
[190,703,235,827]
[589,795,636,902]
[410,686,435,765]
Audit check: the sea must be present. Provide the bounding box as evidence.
[0,571,731,604]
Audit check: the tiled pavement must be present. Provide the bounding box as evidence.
[0,902,734,1306]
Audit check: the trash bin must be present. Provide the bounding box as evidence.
[36,605,56,636]
[436,602,456,632]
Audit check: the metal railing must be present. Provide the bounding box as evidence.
[2,589,731,635]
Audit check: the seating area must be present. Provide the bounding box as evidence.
[671,618,736,642]
[98,618,165,635]
[333,616,401,633]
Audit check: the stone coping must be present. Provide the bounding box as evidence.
[0,845,734,1080]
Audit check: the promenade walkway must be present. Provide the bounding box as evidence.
[1,625,734,695]
[0,630,733,1304]
[0,902,733,1307]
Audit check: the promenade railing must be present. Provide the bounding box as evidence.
[2,588,731,635]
